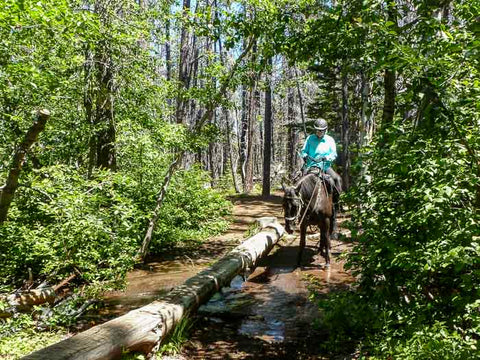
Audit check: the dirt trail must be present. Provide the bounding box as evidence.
[178,193,354,359]
[83,193,354,358]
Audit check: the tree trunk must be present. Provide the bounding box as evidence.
[295,68,307,137]
[239,85,248,188]
[286,75,297,178]
[24,220,284,360]
[138,153,183,261]
[244,84,257,193]
[225,107,241,193]
[380,3,397,148]
[176,0,192,124]
[340,72,350,190]
[0,109,50,224]
[84,46,96,179]
[262,58,273,197]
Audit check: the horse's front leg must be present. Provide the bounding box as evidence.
[297,223,307,267]
[323,218,331,267]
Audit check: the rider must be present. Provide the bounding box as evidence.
[300,118,342,198]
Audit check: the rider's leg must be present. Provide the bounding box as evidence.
[326,167,342,237]
[326,167,342,195]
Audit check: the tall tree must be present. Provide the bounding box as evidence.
[262,57,273,196]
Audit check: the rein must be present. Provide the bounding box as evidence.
[285,173,331,225]
[297,180,319,225]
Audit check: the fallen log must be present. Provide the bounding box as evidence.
[23,218,284,360]
[1,274,77,316]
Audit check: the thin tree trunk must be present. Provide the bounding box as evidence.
[138,152,183,261]
[380,3,397,147]
[0,110,50,224]
[165,19,171,82]
[84,46,96,179]
[286,72,297,177]
[225,108,241,193]
[341,72,350,190]
[176,0,192,124]
[244,84,257,193]
[262,58,273,197]
[94,46,116,170]
[380,68,396,146]
[295,68,307,137]
[239,85,248,188]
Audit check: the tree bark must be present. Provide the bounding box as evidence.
[286,74,297,177]
[24,220,284,360]
[94,1,117,170]
[176,0,192,124]
[380,3,397,148]
[0,109,50,224]
[262,58,273,197]
[340,72,350,190]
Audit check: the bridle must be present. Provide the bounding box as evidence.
[284,175,322,225]
[284,194,303,222]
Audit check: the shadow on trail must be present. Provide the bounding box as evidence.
[185,230,355,359]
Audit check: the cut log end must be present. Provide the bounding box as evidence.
[38,109,51,117]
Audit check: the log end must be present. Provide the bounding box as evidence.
[37,109,51,117]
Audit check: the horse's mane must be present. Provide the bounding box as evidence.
[295,173,332,201]
[295,174,318,198]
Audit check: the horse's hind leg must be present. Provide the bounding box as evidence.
[321,218,331,266]
[297,224,306,267]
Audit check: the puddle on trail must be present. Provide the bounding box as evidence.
[79,194,285,329]
[195,233,355,349]
[80,260,208,326]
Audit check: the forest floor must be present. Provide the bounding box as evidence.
[88,192,356,360]
[176,193,356,360]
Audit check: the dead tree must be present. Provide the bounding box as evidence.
[0,109,50,224]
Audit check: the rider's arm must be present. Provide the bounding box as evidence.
[300,135,311,160]
[325,136,337,162]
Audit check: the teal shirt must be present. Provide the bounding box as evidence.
[301,133,337,171]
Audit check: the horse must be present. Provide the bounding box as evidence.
[282,171,335,267]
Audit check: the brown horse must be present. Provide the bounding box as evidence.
[282,172,334,266]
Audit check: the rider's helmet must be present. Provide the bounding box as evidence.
[313,118,328,131]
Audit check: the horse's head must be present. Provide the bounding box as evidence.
[282,183,302,234]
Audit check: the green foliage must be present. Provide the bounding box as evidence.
[152,166,232,252]
[342,116,480,357]
[296,0,480,357]
[158,315,195,356]
[0,166,144,289]
[0,325,65,359]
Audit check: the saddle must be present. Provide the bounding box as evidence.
[293,167,334,195]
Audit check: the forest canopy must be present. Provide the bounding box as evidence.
[1,0,479,358]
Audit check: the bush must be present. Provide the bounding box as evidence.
[151,166,232,252]
[0,165,146,291]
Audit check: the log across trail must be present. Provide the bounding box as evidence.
[23,218,284,360]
